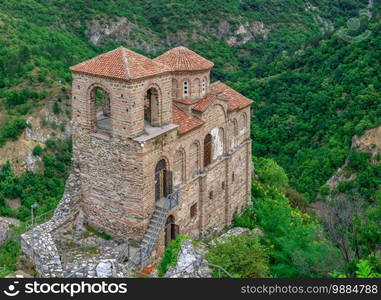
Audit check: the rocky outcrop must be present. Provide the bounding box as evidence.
[0,222,10,247]
[0,217,20,247]
[323,126,381,199]
[87,17,163,52]
[352,126,381,164]
[209,226,263,246]
[164,227,263,278]
[96,260,118,278]
[165,240,212,278]
[25,107,72,144]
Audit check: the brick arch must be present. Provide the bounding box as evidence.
[143,83,162,126]
[154,156,172,202]
[86,82,111,99]
[87,83,112,133]
[155,155,171,171]
[209,103,227,121]
[240,111,248,128]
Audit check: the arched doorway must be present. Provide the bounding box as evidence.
[165,215,179,246]
[155,159,172,202]
[90,87,111,133]
[204,133,212,167]
[144,87,159,126]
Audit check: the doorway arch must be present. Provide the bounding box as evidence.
[155,159,172,202]
[165,215,179,246]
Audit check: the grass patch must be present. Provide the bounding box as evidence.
[158,235,190,277]
[84,224,112,240]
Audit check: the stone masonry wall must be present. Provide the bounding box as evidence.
[21,162,82,277]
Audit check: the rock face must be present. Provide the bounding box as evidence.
[96,260,117,278]
[324,126,381,195]
[165,240,212,278]
[0,222,10,247]
[210,227,263,246]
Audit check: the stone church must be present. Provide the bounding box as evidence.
[69,46,252,259]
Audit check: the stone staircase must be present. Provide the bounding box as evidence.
[121,190,179,269]
[141,204,167,246]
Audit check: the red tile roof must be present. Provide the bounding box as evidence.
[153,46,214,72]
[172,104,204,135]
[70,47,170,80]
[192,94,218,112]
[210,81,253,111]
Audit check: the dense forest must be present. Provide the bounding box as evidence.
[0,0,380,277]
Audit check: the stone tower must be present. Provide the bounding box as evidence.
[70,47,175,240]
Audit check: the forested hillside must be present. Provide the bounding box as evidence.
[0,0,380,277]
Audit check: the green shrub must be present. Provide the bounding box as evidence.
[0,237,20,277]
[254,157,289,189]
[233,206,256,229]
[158,235,190,277]
[32,145,43,156]
[0,116,29,146]
[206,234,269,278]
[52,101,61,115]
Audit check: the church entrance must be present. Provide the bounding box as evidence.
[165,215,179,246]
[155,159,172,202]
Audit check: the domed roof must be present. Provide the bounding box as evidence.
[70,47,170,80]
[153,46,214,72]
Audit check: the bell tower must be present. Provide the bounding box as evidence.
[69,47,172,241]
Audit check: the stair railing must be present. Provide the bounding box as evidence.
[125,189,180,269]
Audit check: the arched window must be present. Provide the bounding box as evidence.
[90,86,111,134]
[189,141,200,177]
[144,87,159,126]
[240,112,248,131]
[183,80,189,98]
[201,78,207,96]
[204,133,212,167]
[174,149,185,186]
[233,118,238,135]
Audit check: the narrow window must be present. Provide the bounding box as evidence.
[232,172,235,182]
[183,80,189,98]
[209,190,213,199]
[222,181,225,190]
[204,133,212,167]
[190,203,197,219]
[201,78,206,96]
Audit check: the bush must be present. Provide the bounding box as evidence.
[206,234,269,278]
[283,186,309,212]
[233,206,257,229]
[32,145,43,156]
[0,237,20,277]
[52,100,61,115]
[0,116,29,146]
[158,235,190,277]
[254,157,289,189]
